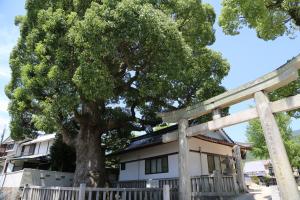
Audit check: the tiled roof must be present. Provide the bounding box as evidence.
[22,133,56,145]
[113,125,235,155]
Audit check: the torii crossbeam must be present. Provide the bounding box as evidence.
[158,55,300,200]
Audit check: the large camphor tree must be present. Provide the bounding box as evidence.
[219,0,300,40]
[6,0,229,186]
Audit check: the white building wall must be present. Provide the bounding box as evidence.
[15,143,23,157]
[188,152,202,177]
[201,154,209,175]
[189,137,233,156]
[120,141,178,162]
[119,141,179,181]
[118,137,234,181]
[6,143,18,157]
[0,170,23,187]
[35,141,51,155]
[119,154,179,181]
[119,161,140,181]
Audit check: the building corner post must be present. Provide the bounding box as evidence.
[178,118,191,200]
[254,91,300,200]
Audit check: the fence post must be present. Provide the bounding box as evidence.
[232,173,239,195]
[78,183,86,200]
[122,188,126,200]
[213,170,223,200]
[21,184,29,200]
[163,185,170,200]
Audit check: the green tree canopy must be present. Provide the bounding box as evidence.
[6,0,229,186]
[219,0,300,40]
[247,112,300,168]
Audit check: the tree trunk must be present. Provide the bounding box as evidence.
[73,123,105,187]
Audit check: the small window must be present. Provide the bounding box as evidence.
[145,156,168,174]
[6,144,14,151]
[21,146,25,154]
[120,163,126,171]
[28,144,36,155]
[269,166,274,176]
[220,156,227,174]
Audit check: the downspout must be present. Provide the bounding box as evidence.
[199,147,203,175]
[46,141,50,154]
[137,155,140,181]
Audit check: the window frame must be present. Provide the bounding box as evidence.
[207,154,216,174]
[6,143,14,151]
[28,144,36,155]
[120,162,126,171]
[145,156,168,174]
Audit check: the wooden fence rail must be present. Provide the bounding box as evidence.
[111,180,147,188]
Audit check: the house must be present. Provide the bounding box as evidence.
[0,133,55,174]
[0,134,74,199]
[243,160,273,177]
[7,133,56,173]
[243,160,279,186]
[0,136,30,173]
[112,125,248,190]
[244,159,299,182]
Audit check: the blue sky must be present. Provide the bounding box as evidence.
[0,1,26,137]
[0,1,299,142]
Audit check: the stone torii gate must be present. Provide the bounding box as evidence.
[158,55,300,200]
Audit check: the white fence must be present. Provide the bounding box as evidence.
[114,174,238,198]
[21,184,171,200]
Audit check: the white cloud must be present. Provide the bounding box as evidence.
[0,115,9,130]
[0,115,10,138]
[0,27,17,79]
[0,28,18,57]
[0,100,8,112]
[0,66,10,78]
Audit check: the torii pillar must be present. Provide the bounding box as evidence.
[178,118,191,200]
[255,91,300,200]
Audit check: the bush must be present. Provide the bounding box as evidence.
[251,176,260,185]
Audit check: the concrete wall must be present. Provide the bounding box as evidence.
[119,137,234,181]
[21,168,73,187]
[0,168,73,188]
[0,169,73,200]
[0,171,23,187]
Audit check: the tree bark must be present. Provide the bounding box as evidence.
[73,123,105,187]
